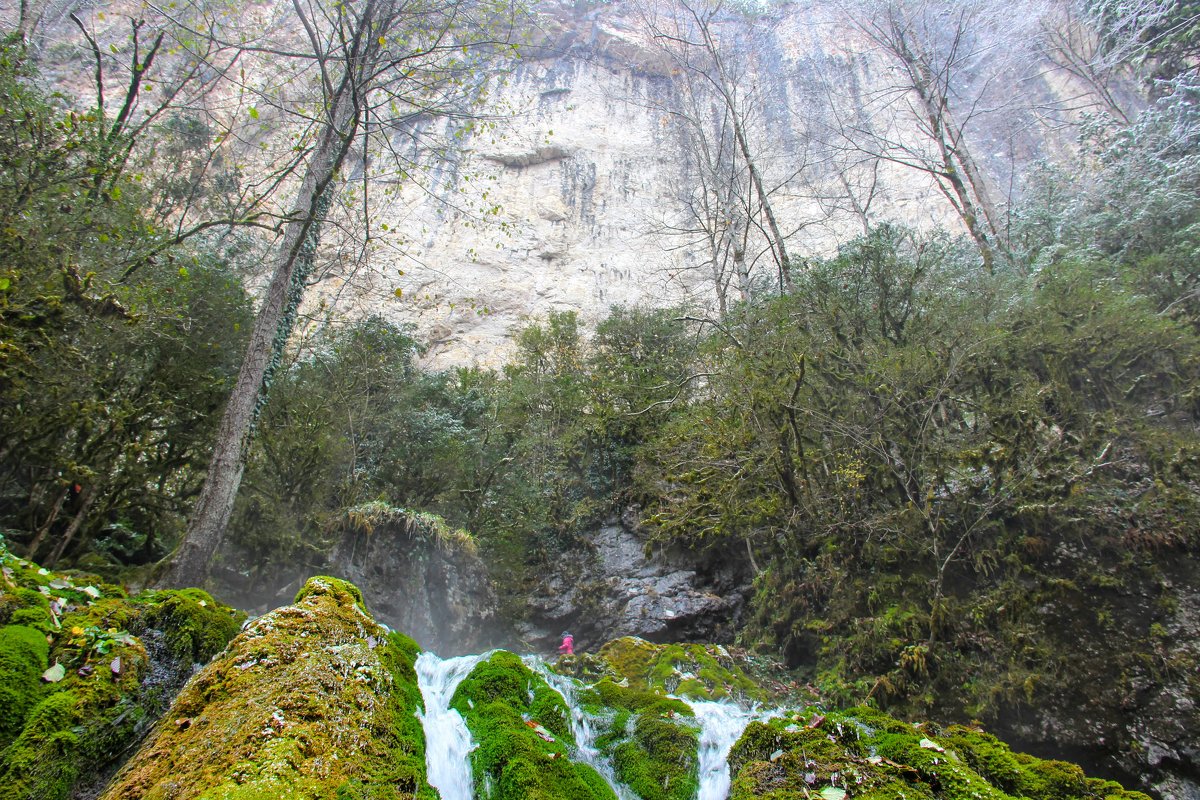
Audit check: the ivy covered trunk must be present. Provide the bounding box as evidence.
[158,72,364,588]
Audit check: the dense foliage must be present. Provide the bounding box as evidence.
[1,16,1199,795]
[0,43,252,571]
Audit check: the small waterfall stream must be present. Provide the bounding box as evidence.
[533,660,640,800]
[684,701,760,800]
[415,651,489,800]
[416,651,763,800]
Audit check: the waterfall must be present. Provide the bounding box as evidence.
[415,651,489,800]
[530,659,640,800]
[417,651,766,800]
[685,701,760,800]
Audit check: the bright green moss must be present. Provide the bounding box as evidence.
[843,704,914,736]
[594,678,692,717]
[1011,753,1089,800]
[0,551,223,800]
[941,725,1027,793]
[0,625,49,749]
[0,586,50,629]
[597,638,765,702]
[452,652,616,800]
[0,692,83,800]
[586,678,698,800]
[100,576,435,800]
[612,712,699,800]
[139,588,243,664]
[294,575,367,614]
[1085,778,1153,800]
[10,605,52,633]
[728,712,891,800]
[874,731,1014,800]
[0,622,151,800]
[726,707,1151,800]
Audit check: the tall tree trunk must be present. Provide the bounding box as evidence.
[26,484,68,562]
[694,10,793,292]
[156,78,362,588]
[46,484,97,568]
[889,15,1006,270]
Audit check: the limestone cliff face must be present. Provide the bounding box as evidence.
[318,0,1127,366]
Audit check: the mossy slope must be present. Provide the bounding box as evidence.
[99,576,435,800]
[0,543,242,800]
[727,706,1152,800]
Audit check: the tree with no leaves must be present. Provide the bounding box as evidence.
[157,0,522,587]
[636,0,800,296]
[833,0,1047,272]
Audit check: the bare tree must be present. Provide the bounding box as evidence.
[1037,0,1142,122]
[833,0,1045,271]
[636,0,802,295]
[158,0,522,587]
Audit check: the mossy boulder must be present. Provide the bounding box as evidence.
[597,636,766,702]
[726,706,1153,800]
[0,625,49,748]
[452,651,616,800]
[588,679,698,800]
[99,575,435,800]
[0,545,243,800]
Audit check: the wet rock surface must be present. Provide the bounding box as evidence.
[215,510,503,656]
[983,555,1200,800]
[518,515,750,651]
[329,524,502,656]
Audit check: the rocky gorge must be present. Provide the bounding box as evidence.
[2,0,1199,798]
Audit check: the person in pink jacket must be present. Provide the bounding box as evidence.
[557,631,574,656]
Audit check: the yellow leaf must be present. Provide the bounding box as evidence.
[378,36,386,46]
[393,288,403,299]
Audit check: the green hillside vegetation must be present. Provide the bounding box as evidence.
[1,13,1199,798]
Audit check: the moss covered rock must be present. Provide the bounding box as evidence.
[452,651,617,800]
[597,637,766,702]
[99,575,435,800]
[0,625,49,749]
[588,679,698,800]
[726,707,1152,800]
[0,545,242,800]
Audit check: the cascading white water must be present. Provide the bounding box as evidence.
[418,650,768,800]
[530,659,640,800]
[685,701,760,800]
[415,651,489,800]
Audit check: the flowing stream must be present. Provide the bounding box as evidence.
[683,701,760,800]
[416,651,762,800]
[415,651,489,800]
[533,660,640,800]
